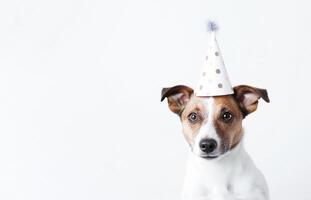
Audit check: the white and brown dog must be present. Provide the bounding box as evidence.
[161,85,270,200]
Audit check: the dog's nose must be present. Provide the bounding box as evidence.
[199,139,217,153]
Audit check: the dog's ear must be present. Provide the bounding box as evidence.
[233,85,270,117]
[161,85,193,115]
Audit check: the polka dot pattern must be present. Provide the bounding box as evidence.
[195,35,234,96]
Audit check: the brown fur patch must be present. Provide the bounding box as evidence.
[213,96,243,150]
[180,97,205,146]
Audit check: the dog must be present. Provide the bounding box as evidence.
[161,85,270,200]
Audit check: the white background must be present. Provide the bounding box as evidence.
[0,0,310,199]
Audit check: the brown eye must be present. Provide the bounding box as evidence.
[221,111,233,122]
[188,112,198,123]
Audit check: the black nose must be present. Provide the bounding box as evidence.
[199,139,217,153]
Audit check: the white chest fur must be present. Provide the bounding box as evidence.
[182,142,269,200]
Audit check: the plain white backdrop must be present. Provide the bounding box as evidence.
[0,0,310,199]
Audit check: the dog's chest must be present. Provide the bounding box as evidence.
[182,149,268,200]
[182,161,244,198]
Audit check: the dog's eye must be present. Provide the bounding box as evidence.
[188,112,198,123]
[221,111,233,122]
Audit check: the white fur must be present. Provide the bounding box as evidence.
[193,98,222,158]
[182,98,269,200]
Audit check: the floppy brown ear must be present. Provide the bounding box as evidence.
[233,85,270,117]
[161,85,193,115]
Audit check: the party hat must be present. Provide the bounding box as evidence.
[194,21,234,97]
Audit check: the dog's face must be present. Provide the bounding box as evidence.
[161,85,269,159]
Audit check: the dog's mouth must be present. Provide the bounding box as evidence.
[198,147,232,160]
[199,154,219,159]
[198,149,229,160]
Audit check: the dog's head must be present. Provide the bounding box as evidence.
[161,85,269,159]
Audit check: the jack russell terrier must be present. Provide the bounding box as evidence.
[161,85,270,200]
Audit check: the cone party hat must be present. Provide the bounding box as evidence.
[194,21,234,97]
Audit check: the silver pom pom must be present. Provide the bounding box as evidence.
[207,21,218,32]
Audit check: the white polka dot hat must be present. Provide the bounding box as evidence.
[195,21,234,97]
